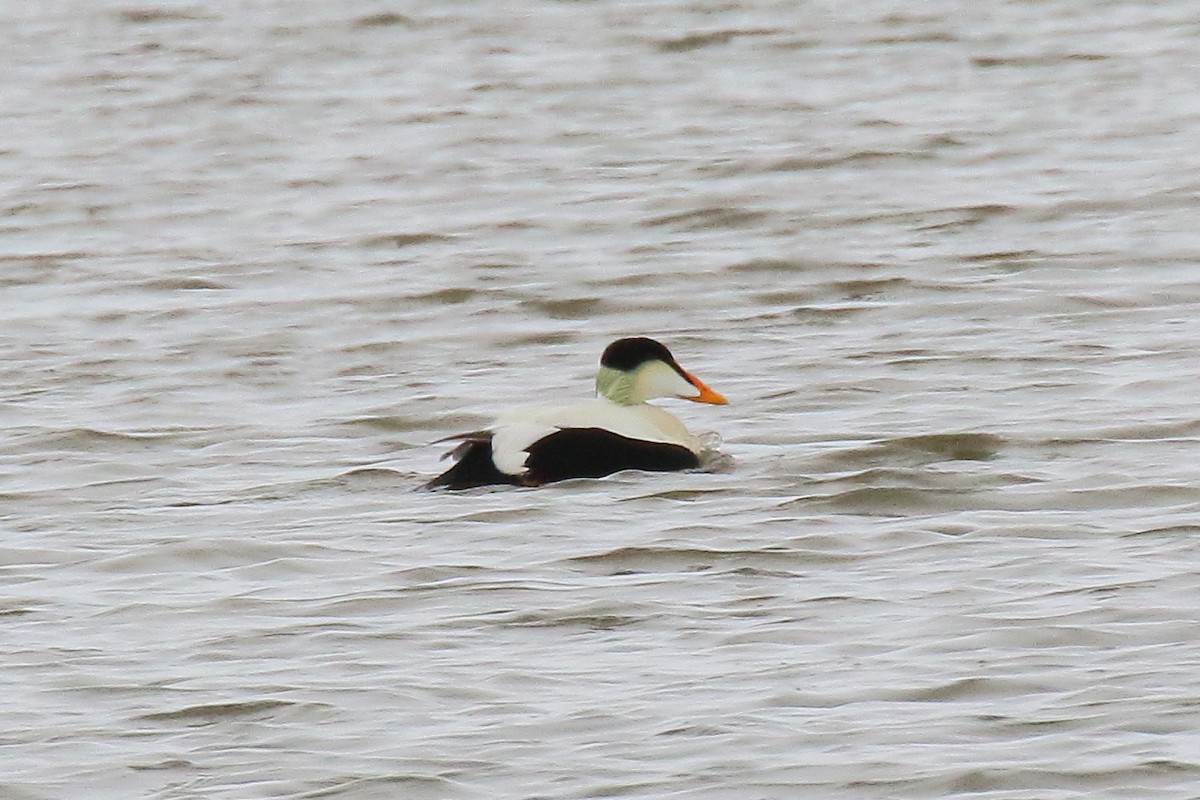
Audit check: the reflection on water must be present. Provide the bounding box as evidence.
[4,1,1200,798]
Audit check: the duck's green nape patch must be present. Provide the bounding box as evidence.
[596,365,636,405]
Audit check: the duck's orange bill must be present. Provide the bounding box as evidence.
[682,371,727,404]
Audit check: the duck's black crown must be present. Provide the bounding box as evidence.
[600,337,681,372]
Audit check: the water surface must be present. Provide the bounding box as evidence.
[4,1,1200,798]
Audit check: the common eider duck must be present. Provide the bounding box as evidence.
[425,337,726,489]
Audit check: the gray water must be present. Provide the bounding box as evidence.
[5,1,1200,798]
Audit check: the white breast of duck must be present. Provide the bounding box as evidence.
[490,398,703,476]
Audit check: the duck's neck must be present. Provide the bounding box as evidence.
[595,366,641,406]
